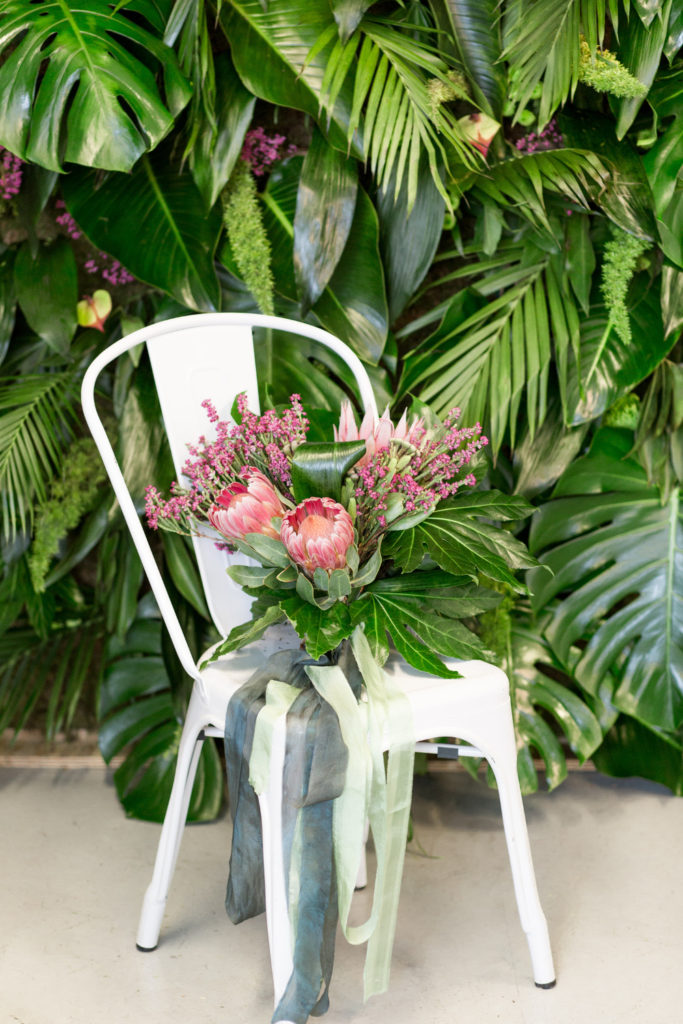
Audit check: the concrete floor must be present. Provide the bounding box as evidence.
[1,764,681,1024]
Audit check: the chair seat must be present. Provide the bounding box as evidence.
[198,625,511,749]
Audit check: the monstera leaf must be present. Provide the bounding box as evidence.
[529,428,683,733]
[99,618,222,822]
[0,0,191,172]
[506,615,606,793]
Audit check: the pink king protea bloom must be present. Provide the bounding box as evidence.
[207,468,284,542]
[335,399,424,466]
[280,497,354,573]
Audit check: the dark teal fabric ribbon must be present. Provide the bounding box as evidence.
[224,647,357,1023]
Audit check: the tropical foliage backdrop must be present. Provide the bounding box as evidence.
[0,0,681,819]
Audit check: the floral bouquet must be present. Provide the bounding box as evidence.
[145,393,535,669]
[145,394,536,1022]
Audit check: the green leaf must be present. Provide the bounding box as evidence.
[61,152,221,311]
[665,1,683,59]
[642,113,683,219]
[0,249,16,367]
[162,532,211,620]
[189,52,256,209]
[656,189,683,268]
[311,185,389,363]
[113,719,223,822]
[280,594,354,658]
[565,291,673,425]
[240,533,291,568]
[564,213,595,315]
[514,400,589,498]
[440,0,506,117]
[330,0,375,41]
[615,0,672,139]
[99,619,223,822]
[13,239,78,354]
[384,492,537,589]
[294,127,358,312]
[201,603,286,664]
[0,0,191,172]
[352,585,485,673]
[290,440,366,503]
[502,0,606,125]
[227,564,282,589]
[0,372,79,540]
[633,0,668,27]
[529,436,683,732]
[328,568,352,599]
[404,242,576,451]
[505,616,605,793]
[376,156,445,323]
[14,165,58,256]
[661,264,683,338]
[592,716,683,795]
[219,0,355,153]
[261,159,389,362]
[557,111,656,239]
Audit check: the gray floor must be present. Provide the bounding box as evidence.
[1,764,681,1024]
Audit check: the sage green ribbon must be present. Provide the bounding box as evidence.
[306,626,415,1000]
[224,628,415,1022]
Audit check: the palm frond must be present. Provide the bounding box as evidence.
[0,372,80,540]
[317,14,480,208]
[400,241,581,452]
[472,148,610,231]
[502,0,611,124]
[0,619,101,739]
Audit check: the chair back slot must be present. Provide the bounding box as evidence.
[147,324,259,637]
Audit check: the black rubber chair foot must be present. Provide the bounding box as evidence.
[535,979,556,989]
[136,943,158,952]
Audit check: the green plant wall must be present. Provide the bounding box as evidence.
[0,0,681,817]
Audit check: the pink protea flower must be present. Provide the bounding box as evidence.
[335,399,424,466]
[280,497,354,573]
[207,468,284,542]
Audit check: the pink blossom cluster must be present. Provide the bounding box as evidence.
[349,409,488,552]
[55,201,135,284]
[55,199,82,239]
[84,254,135,286]
[515,119,563,154]
[0,147,23,201]
[241,127,296,176]
[145,394,309,532]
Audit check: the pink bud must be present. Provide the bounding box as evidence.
[280,497,354,573]
[207,468,284,542]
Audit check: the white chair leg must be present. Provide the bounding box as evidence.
[490,742,556,987]
[434,683,556,989]
[258,715,295,1017]
[136,686,208,951]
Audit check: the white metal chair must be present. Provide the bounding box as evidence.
[81,313,555,1021]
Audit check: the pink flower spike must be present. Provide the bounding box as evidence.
[207,468,284,542]
[280,497,354,573]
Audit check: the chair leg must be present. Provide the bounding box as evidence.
[484,727,556,988]
[136,687,208,951]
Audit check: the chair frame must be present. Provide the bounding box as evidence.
[82,313,555,1021]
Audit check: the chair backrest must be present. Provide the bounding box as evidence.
[81,313,378,679]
